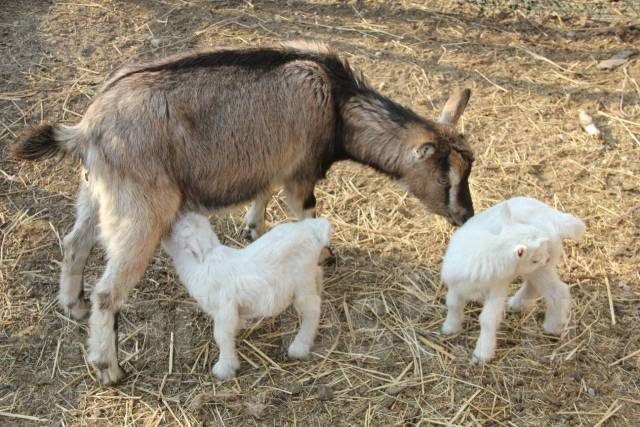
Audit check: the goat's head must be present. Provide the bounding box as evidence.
[400,88,474,226]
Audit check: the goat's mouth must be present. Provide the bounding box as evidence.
[447,215,463,227]
[447,210,473,227]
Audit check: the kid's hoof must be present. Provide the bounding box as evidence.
[288,342,312,360]
[212,361,238,380]
[506,296,533,313]
[471,350,494,365]
[441,320,462,335]
[542,322,563,336]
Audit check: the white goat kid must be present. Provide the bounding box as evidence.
[441,197,585,364]
[468,197,585,334]
[162,213,331,380]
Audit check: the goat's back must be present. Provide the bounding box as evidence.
[79,47,345,210]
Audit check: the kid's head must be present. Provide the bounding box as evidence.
[498,203,550,275]
[507,223,551,275]
[164,212,219,262]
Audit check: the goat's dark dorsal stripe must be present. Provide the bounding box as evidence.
[103,48,330,92]
[103,47,426,132]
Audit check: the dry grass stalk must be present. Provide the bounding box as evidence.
[1,0,639,425]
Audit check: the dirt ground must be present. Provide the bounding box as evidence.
[1,0,639,425]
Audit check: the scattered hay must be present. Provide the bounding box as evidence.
[1,0,639,425]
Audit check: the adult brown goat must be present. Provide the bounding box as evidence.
[12,42,474,384]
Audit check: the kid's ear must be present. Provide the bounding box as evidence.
[412,143,436,160]
[185,238,205,263]
[500,202,512,222]
[514,244,526,258]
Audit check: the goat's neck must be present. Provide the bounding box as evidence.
[340,93,418,179]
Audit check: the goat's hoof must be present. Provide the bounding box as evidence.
[68,298,90,320]
[212,361,238,380]
[319,246,336,266]
[242,224,263,241]
[94,363,127,385]
[288,342,311,360]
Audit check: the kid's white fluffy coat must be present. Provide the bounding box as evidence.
[441,197,585,363]
[162,213,331,379]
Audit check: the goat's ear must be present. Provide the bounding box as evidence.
[412,142,436,160]
[514,244,526,258]
[439,88,471,126]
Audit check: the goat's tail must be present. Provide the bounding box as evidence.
[553,212,586,242]
[11,123,83,162]
[305,218,332,247]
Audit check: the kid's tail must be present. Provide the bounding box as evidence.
[11,123,83,162]
[554,212,586,242]
[304,218,332,247]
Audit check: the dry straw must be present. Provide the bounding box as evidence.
[1,0,639,425]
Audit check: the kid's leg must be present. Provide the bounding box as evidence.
[507,281,540,312]
[212,306,241,380]
[442,288,466,335]
[472,291,507,364]
[529,267,571,335]
[289,285,322,360]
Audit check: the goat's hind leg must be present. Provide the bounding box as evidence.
[59,176,98,320]
[89,188,178,385]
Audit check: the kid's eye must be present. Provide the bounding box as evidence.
[438,177,449,186]
[532,260,538,264]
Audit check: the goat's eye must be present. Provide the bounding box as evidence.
[532,260,538,264]
[437,176,449,186]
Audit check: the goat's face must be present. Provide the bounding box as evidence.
[401,89,474,226]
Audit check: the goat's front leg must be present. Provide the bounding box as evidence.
[472,289,508,364]
[212,306,241,380]
[59,177,98,320]
[289,285,322,360]
[243,191,271,241]
[285,181,337,265]
[284,181,316,220]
